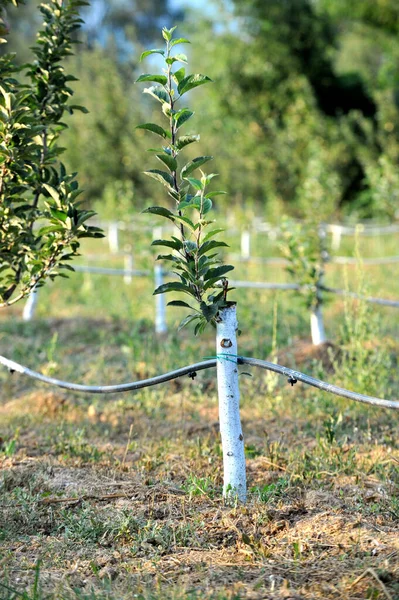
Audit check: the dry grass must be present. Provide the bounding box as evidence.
[0,318,398,599]
[1,231,399,598]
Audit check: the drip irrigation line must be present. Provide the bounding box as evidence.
[332,255,399,265]
[229,253,399,266]
[0,354,398,410]
[73,265,150,277]
[321,286,399,307]
[227,280,399,307]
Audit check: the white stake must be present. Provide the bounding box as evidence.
[23,287,39,321]
[152,226,163,241]
[124,251,133,285]
[331,224,342,251]
[310,304,326,346]
[241,230,251,260]
[108,222,119,254]
[216,304,246,502]
[154,265,167,334]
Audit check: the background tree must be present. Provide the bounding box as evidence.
[0,0,102,307]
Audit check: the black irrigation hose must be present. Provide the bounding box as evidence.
[0,354,398,410]
[320,286,399,308]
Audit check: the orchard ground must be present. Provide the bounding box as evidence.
[0,223,398,599]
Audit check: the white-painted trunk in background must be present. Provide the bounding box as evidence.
[154,265,167,334]
[310,305,326,346]
[124,252,133,285]
[241,231,251,260]
[216,305,246,502]
[23,287,39,321]
[108,222,119,254]
[331,225,342,251]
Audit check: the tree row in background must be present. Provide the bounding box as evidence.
[3,0,399,223]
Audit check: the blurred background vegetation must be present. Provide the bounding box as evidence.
[3,0,399,224]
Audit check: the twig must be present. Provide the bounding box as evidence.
[351,568,394,600]
[121,423,134,470]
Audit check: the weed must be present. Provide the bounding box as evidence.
[251,477,289,502]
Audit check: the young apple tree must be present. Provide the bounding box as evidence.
[0,0,103,309]
[136,27,246,501]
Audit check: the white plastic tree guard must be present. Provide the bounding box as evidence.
[310,304,326,346]
[22,287,39,322]
[108,222,120,254]
[240,230,251,260]
[216,304,246,502]
[154,265,167,334]
[123,251,134,285]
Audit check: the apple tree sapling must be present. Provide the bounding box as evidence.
[136,26,246,501]
[279,218,327,345]
[0,0,103,309]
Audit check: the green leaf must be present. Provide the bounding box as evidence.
[68,105,89,114]
[42,184,60,203]
[184,240,197,253]
[136,74,168,85]
[204,264,234,281]
[173,215,196,232]
[142,206,175,220]
[136,123,170,139]
[169,53,188,64]
[198,240,228,256]
[178,313,201,331]
[200,301,219,322]
[185,177,202,190]
[151,238,183,251]
[177,74,212,96]
[144,169,175,188]
[50,208,67,222]
[162,26,177,41]
[143,85,169,104]
[202,198,212,214]
[202,228,225,242]
[140,49,165,61]
[175,109,194,130]
[170,38,191,47]
[156,154,177,172]
[154,281,193,296]
[172,67,186,84]
[175,135,200,150]
[194,320,208,336]
[167,300,195,309]
[181,156,213,179]
[205,190,227,198]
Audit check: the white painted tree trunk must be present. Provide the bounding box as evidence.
[240,230,251,260]
[123,252,133,285]
[154,265,167,334]
[310,304,326,346]
[216,304,246,502]
[331,225,342,251]
[23,287,39,321]
[108,222,119,254]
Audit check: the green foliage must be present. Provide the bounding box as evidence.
[137,27,234,334]
[360,155,399,220]
[279,219,325,310]
[0,0,103,308]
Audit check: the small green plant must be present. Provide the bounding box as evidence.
[279,218,326,312]
[251,477,289,503]
[0,0,103,308]
[136,26,234,334]
[335,256,393,398]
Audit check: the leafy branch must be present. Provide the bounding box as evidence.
[0,0,103,307]
[136,26,234,335]
[279,218,327,310]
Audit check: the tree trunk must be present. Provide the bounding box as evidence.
[216,304,246,502]
[310,304,326,346]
